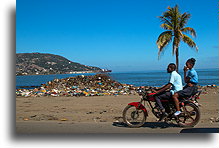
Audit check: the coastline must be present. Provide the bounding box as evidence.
[16,70,219,99]
[16,70,109,76]
[16,69,219,88]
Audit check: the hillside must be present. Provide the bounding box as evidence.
[16,53,102,75]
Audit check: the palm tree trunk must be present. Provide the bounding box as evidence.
[175,47,179,72]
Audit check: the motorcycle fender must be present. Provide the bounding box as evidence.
[181,101,199,108]
[128,102,148,116]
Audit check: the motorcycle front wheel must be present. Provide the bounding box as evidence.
[178,102,200,127]
[123,105,147,128]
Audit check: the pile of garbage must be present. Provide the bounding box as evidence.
[16,74,137,97]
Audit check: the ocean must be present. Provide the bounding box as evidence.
[16,69,219,89]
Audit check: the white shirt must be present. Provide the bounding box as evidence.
[169,71,183,95]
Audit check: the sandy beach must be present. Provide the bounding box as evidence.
[16,87,219,133]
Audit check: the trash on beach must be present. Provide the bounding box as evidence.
[23,118,29,121]
[210,117,219,123]
[16,74,218,97]
[16,74,137,97]
[60,118,68,121]
[206,84,217,88]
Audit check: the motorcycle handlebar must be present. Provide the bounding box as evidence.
[136,87,155,96]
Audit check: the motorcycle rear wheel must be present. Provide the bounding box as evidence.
[178,102,200,127]
[123,105,147,128]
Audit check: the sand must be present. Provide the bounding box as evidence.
[16,87,219,133]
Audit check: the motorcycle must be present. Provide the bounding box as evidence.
[123,87,202,128]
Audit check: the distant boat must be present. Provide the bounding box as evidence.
[101,69,112,73]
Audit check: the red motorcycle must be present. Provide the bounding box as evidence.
[123,88,201,128]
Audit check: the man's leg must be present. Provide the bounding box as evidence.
[154,93,165,112]
[172,93,181,116]
[154,92,171,121]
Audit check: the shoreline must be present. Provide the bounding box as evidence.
[16,73,218,97]
[16,84,218,98]
[16,70,112,76]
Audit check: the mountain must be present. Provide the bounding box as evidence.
[16,53,102,75]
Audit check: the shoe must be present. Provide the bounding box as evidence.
[174,111,181,116]
[159,112,168,122]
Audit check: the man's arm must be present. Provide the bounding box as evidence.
[154,83,172,94]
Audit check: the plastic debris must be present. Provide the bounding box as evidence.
[16,74,218,97]
[23,118,29,121]
[60,118,68,121]
[16,74,137,97]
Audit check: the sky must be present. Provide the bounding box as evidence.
[16,0,218,72]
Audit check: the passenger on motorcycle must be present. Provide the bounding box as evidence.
[172,58,198,116]
[153,63,183,121]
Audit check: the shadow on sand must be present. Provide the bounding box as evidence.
[113,122,219,133]
[112,122,180,129]
[180,128,219,133]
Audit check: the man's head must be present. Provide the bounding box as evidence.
[186,58,196,69]
[167,63,176,73]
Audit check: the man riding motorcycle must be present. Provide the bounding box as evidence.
[153,63,183,121]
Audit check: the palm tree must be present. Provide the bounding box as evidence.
[156,5,198,72]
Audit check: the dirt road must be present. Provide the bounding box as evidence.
[16,87,219,133]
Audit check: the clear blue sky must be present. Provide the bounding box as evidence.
[16,0,218,72]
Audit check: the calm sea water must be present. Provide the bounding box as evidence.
[16,69,219,89]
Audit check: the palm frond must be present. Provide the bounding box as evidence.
[158,39,172,59]
[158,16,173,27]
[182,34,198,51]
[181,27,196,37]
[156,31,173,58]
[160,23,173,30]
[179,12,191,28]
[178,30,184,38]
[164,5,181,30]
[163,5,180,19]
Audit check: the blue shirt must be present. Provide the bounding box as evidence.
[169,71,183,95]
[187,68,198,84]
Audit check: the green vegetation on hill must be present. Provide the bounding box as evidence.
[16,53,101,75]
